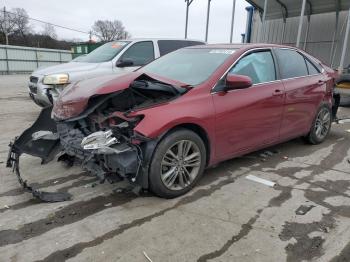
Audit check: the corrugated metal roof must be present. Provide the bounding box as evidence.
[246,0,350,20]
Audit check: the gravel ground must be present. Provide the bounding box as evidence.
[0,74,350,262]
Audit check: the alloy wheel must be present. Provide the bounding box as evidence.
[314,107,331,140]
[160,140,202,191]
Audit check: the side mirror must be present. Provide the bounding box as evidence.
[116,59,134,68]
[225,74,253,91]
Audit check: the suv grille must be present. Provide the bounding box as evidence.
[30,76,38,83]
[29,76,39,94]
[29,85,37,94]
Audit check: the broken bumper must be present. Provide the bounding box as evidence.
[6,107,72,202]
[5,107,157,202]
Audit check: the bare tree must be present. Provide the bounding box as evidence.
[0,7,17,44]
[12,8,30,37]
[92,20,130,41]
[42,23,57,39]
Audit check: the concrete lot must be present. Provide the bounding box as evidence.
[0,74,350,262]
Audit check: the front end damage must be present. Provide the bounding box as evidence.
[6,74,185,202]
[6,107,71,202]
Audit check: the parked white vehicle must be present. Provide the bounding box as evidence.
[28,38,204,107]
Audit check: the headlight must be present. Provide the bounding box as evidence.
[43,74,69,85]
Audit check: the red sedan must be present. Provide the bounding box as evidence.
[8,44,337,201]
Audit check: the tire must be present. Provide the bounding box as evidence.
[304,104,332,144]
[149,128,206,198]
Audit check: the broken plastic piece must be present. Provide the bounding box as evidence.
[143,251,153,262]
[32,131,59,141]
[6,141,72,203]
[337,118,350,124]
[246,175,276,187]
[295,205,315,215]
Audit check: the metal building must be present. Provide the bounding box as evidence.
[0,45,72,74]
[245,0,350,71]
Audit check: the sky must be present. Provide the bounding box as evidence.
[3,0,250,43]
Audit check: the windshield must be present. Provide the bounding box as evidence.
[141,48,236,85]
[75,41,130,63]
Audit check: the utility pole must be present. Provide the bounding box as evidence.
[3,7,9,45]
[205,0,212,42]
[89,30,92,41]
[184,0,194,39]
[229,0,236,43]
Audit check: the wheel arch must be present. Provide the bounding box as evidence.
[167,123,211,166]
[139,122,212,190]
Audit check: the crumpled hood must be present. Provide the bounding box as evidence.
[53,71,143,120]
[34,62,100,76]
[53,71,188,120]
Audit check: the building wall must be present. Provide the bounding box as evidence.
[249,10,350,69]
[0,45,72,74]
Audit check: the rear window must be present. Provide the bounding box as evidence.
[275,49,308,79]
[305,58,320,75]
[158,40,204,56]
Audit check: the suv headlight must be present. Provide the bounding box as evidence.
[43,74,69,85]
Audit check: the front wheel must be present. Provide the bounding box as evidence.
[305,104,332,144]
[149,129,206,198]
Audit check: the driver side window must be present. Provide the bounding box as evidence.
[119,41,155,66]
[230,50,276,85]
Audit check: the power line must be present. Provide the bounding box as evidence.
[4,9,100,38]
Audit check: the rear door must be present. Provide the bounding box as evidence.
[212,49,285,159]
[274,48,325,139]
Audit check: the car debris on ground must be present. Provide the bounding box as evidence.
[295,205,315,215]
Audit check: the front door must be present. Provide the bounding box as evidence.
[114,41,155,74]
[212,49,285,159]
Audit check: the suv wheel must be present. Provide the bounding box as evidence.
[149,129,206,198]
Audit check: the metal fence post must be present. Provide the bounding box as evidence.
[260,0,268,42]
[229,0,237,43]
[205,0,212,42]
[281,19,286,44]
[296,0,307,48]
[339,8,350,72]
[35,49,39,69]
[330,7,340,67]
[4,46,9,74]
[184,0,194,39]
[303,16,311,50]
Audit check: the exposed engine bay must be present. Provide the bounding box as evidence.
[6,74,187,202]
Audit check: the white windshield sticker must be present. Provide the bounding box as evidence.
[209,49,235,54]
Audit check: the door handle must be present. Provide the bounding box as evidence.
[318,80,326,85]
[272,89,284,96]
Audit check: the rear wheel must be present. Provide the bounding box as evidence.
[149,129,206,198]
[305,105,332,144]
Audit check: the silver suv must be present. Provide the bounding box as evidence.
[28,38,204,107]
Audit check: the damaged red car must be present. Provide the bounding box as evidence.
[7,44,338,201]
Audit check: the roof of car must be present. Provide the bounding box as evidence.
[186,43,296,50]
[129,38,205,43]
